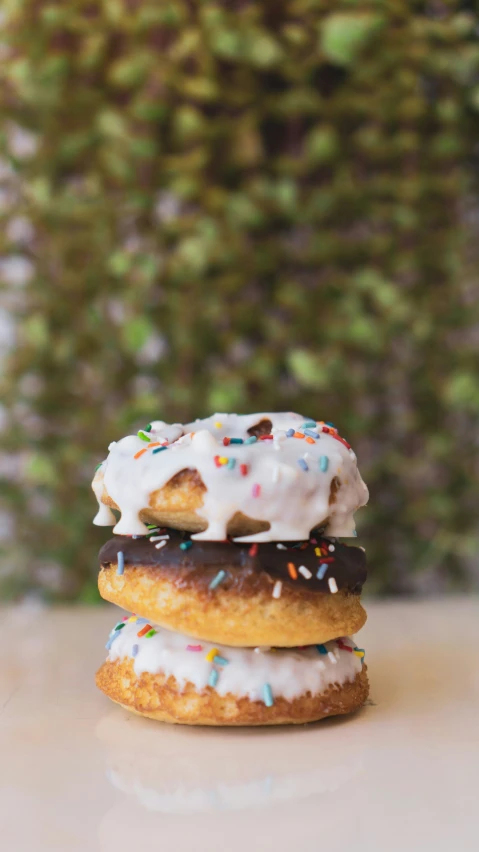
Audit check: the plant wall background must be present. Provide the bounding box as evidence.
[1,0,478,599]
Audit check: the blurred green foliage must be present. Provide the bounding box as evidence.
[0,0,478,599]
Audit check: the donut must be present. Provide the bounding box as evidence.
[93,410,370,726]
[92,412,368,542]
[96,616,368,726]
[98,530,367,647]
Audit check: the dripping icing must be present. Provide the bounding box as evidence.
[92,412,368,542]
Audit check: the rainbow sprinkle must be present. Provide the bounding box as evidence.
[145,629,157,638]
[252,483,261,498]
[208,669,219,688]
[328,577,338,593]
[186,644,203,651]
[213,655,229,666]
[263,684,274,707]
[303,429,319,439]
[244,436,257,445]
[180,541,193,551]
[137,430,151,442]
[287,562,298,580]
[105,632,121,650]
[319,456,329,472]
[152,446,168,454]
[316,644,327,654]
[205,647,219,662]
[286,428,295,437]
[132,644,139,657]
[316,564,328,580]
[272,580,282,598]
[302,420,316,428]
[116,551,124,575]
[297,458,309,472]
[298,565,312,579]
[209,570,226,590]
[134,448,148,459]
[137,623,152,638]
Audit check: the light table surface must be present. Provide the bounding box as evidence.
[1,599,478,852]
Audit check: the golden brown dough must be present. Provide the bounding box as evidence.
[98,564,366,647]
[95,467,339,537]
[96,659,369,726]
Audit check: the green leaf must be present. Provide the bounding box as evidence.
[211,30,243,59]
[287,350,329,389]
[306,126,338,163]
[97,110,128,138]
[245,32,283,67]
[24,315,49,348]
[445,373,479,411]
[25,454,57,486]
[122,317,155,352]
[321,13,384,66]
[108,252,132,277]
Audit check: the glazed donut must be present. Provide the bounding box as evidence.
[96,616,368,726]
[98,531,367,647]
[92,412,368,542]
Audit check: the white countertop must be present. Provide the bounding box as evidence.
[1,599,478,852]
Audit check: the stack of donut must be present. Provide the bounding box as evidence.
[94,412,370,726]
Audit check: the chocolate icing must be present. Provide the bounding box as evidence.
[99,530,367,597]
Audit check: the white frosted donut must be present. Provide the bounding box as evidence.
[96,616,368,726]
[92,412,368,542]
[102,617,365,702]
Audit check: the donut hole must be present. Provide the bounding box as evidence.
[329,476,340,505]
[247,418,272,438]
[166,468,205,492]
[227,512,270,536]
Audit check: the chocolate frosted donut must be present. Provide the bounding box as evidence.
[98,530,367,647]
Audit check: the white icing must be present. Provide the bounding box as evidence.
[106,619,363,702]
[92,472,117,526]
[92,412,368,541]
